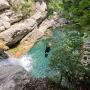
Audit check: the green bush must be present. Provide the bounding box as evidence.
[8,0,35,18]
[49,30,88,89]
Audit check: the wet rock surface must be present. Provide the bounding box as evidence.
[0,48,9,59]
[0,65,30,90]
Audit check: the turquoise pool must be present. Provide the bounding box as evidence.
[28,40,52,78]
[27,28,67,78]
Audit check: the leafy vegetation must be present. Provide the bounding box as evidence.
[63,0,90,34]
[7,0,35,18]
[48,0,90,89]
[48,0,63,12]
[48,0,90,34]
[49,31,88,89]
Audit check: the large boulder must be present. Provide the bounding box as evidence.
[0,65,30,90]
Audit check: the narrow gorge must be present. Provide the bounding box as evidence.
[0,0,89,90]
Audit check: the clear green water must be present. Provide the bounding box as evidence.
[28,40,51,78]
[27,28,67,78]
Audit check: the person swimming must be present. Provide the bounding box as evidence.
[45,43,52,57]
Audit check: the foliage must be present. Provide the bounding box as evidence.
[49,31,88,89]
[63,0,90,33]
[48,0,90,89]
[8,0,35,18]
[48,0,90,34]
[48,0,63,12]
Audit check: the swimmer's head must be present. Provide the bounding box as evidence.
[48,42,52,47]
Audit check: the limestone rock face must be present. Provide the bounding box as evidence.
[0,0,47,47]
[0,0,10,11]
[0,65,30,90]
[0,10,23,32]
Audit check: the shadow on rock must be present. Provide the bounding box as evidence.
[0,48,9,60]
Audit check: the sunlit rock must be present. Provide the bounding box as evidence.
[0,0,10,11]
[0,48,9,59]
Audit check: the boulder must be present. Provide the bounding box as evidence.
[0,65,30,90]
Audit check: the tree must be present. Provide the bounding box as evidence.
[48,0,90,34]
[48,0,90,89]
[49,31,88,89]
[63,0,90,34]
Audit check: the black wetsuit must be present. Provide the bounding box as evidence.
[45,46,51,57]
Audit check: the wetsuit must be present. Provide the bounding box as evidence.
[45,46,51,57]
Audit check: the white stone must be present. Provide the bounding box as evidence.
[0,20,3,27]
[3,21,10,29]
[0,26,5,32]
[2,16,10,22]
[0,0,10,11]
[5,10,13,16]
